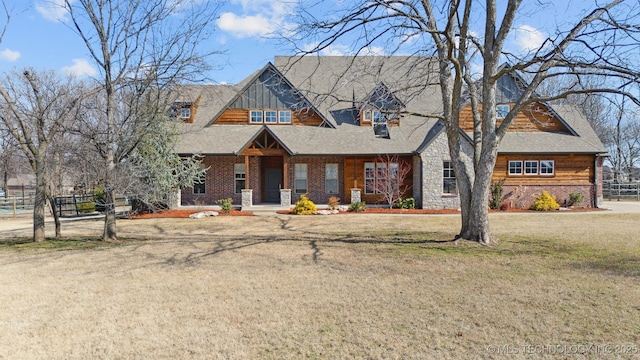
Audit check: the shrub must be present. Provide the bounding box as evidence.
[348,201,367,213]
[568,191,584,207]
[395,197,416,209]
[327,196,340,210]
[530,191,560,211]
[292,195,317,215]
[216,198,233,213]
[76,201,95,214]
[489,179,505,210]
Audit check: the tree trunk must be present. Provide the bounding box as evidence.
[102,159,118,242]
[33,157,47,242]
[458,137,499,245]
[47,195,62,238]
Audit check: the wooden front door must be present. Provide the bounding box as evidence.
[265,168,282,203]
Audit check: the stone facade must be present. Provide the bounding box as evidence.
[418,132,473,210]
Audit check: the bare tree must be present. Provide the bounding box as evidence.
[292,0,640,244]
[0,69,81,242]
[61,0,221,241]
[368,154,412,208]
[604,103,640,182]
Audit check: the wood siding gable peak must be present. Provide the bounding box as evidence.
[205,63,334,128]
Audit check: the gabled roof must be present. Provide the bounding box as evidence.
[206,62,332,128]
[498,104,606,154]
[175,56,606,157]
[360,82,406,110]
[274,56,443,127]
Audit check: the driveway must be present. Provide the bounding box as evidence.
[601,200,640,213]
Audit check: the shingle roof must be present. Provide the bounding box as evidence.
[497,104,606,154]
[175,56,606,157]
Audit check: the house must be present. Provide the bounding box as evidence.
[174,56,607,209]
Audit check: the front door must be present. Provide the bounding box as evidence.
[265,168,282,203]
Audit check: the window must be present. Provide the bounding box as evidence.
[279,110,292,124]
[193,180,205,194]
[364,161,399,194]
[497,104,510,119]
[373,110,384,124]
[234,164,246,194]
[508,160,523,175]
[363,110,372,122]
[250,110,263,123]
[364,162,375,194]
[265,110,277,123]
[180,107,191,119]
[325,164,338,194]
[294,164,308,194]
[443,161,456,194]
[524,160,538,175]
[540,160,554,175]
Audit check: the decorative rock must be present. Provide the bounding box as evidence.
[315,209,340,215]
[189,211,219,219]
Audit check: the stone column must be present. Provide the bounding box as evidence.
[350,188,361,204]
[280,189,292,208]
[241,189,253,209]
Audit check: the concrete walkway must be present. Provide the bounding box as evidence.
[600,200,640,213]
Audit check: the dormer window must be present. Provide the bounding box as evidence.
[180,107,191,119]
[373,110,384,124]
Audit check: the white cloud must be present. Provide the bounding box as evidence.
[36,0,71,22]
[0,48,21,62]
[217,0,296,39]
[61,58,98,77]
[217,12,275,38]
[513,25,547,52]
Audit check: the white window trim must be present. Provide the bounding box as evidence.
[250,110,263,123]
[443,161,457,195]
[180,107,191,119]
[363,109,372,122]
[265,110,277,123]
[325,163,339,194]
[294,164,308,194]
[540,160,555,175]
[524,160,538,175]
[278,110,292,124]
[364,162,375,194]
[234,164,246,194]
[508,160,523,176]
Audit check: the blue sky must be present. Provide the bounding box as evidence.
[0,0,595,84]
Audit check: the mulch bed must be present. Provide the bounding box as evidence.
[132,206,604,218]
[131,209,253,219]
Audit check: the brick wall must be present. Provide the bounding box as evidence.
[181,155,345,206]
[501,184,596,209]
[286,156,344,205]
[181,156,245,206]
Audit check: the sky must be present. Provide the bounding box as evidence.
[0,0,601,85]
